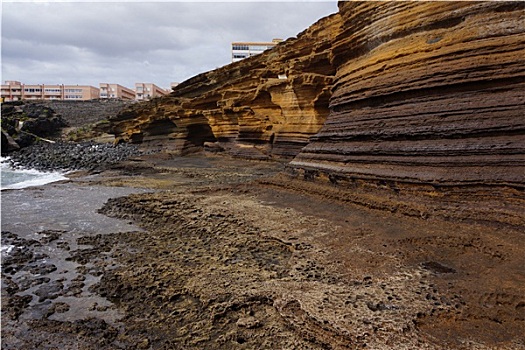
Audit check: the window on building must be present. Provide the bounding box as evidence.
[232,44,249,51]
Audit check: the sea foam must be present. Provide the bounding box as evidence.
[1,157,68,190]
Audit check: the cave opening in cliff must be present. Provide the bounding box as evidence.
[144,118,178,137]
[186,123,216,147]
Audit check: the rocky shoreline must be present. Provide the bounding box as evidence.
[1,101,145,173]
[2,152,524,349]
[5,141,142,172]
[2,2,523,347]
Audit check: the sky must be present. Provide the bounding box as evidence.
[1,1,338,90]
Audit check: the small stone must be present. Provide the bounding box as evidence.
[236,316,261,329]
[137,338,150,349]
[53,302,70,313]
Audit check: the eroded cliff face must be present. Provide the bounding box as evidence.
[110,1,524,225]
[111,13,341,158]
[287,1,525,226]
[292,1,525,185]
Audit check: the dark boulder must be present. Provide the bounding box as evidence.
[1,102,67,153]
[1,129,20,154]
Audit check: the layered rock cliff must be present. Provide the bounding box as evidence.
[287,1,525,226]
[110,1,524,225]
[292,1,525,185]
[111,12,341,158]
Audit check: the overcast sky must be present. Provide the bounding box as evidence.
[1,1,337,89]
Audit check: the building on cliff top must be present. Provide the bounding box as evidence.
[231,38,282,62]
[1,81,99,102]
[135,83,169,101]
[1,81,171,102]
[99,83,135,100]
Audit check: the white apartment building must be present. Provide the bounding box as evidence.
[231,38,283,62]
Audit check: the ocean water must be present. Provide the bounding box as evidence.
[1,157,68,190]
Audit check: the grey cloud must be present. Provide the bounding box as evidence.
[2,1,337,88]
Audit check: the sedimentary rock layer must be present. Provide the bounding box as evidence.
[111,13,341,158]
[292,1,525,187]
[112,1,524,181]
[109,1,524,224]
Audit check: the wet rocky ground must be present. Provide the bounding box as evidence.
[2,152,524,349]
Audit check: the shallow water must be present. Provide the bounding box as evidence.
[1,183,147,235]
[1,182,150,324]
[1,157,68,190]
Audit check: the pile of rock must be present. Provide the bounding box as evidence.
[7,141,142,172]
[1,102,67,153]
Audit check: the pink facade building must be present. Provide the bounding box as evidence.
[135,83,168,101]
[2,81,172,102]
[1,81,99,101]
[99,83,135,100]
